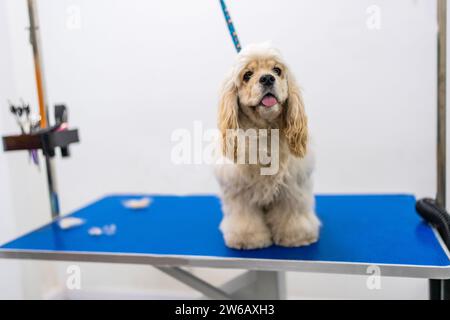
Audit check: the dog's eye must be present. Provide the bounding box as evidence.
[243,71,253,82]
[273,67,282,76]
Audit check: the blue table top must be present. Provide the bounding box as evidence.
[1,194,449,278]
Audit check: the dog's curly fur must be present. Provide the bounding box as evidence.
[215,43,321,250]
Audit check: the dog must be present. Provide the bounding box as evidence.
[215,43,320,250]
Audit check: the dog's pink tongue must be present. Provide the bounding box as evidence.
[261,95,278,107]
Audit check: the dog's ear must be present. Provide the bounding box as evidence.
[218,78,239,158]
[284,71,308,158]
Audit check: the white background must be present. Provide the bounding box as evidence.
[0,0,442,299]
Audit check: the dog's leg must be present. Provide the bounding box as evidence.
[265,191,320,247]
[220,198,272,250]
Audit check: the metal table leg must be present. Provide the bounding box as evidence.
[156,267,286,300]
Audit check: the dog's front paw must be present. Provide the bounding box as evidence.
[272,213,320,247]
[223,230,272,250]
[220,215,272,250]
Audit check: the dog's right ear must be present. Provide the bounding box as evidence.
[218,78,239,158]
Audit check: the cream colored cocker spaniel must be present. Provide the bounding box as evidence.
[215,43,320,250]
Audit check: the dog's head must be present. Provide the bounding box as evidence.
[218,42,308,158]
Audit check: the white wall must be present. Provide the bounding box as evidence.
[0,0,441,299]
[0,0,23,299]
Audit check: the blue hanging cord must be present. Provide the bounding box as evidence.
[219,0,241,52]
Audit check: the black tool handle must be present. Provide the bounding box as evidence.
[416,198,450,249]
[54,104,70,157]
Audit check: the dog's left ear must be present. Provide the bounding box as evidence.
[284,71,308,158]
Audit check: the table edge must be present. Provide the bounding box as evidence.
[1,247,449,279]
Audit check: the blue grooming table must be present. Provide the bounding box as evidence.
[1,194,449,281]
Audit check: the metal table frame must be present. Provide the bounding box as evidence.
[2,248,449,299]
[430,0,448,300]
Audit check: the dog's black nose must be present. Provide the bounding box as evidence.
[259,74,275,87]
